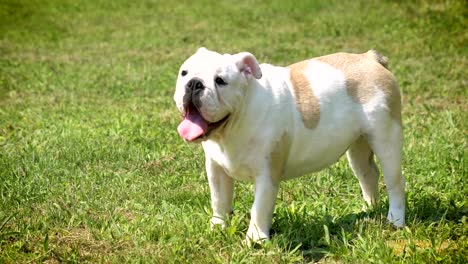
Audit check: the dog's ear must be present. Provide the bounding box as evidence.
[233,52,262,79]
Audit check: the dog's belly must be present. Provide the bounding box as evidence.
[282,131,358,180]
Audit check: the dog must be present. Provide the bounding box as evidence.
[174,47,405,243]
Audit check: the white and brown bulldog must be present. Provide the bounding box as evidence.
[174,47,405,243]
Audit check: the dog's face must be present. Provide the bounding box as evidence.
[174,48,262,141]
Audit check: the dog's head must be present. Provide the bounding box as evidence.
[174,48,262,141]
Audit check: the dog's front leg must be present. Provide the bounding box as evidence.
[206,157,234,229]
[246,167,279,243]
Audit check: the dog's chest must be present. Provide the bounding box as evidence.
[203,140,263,181]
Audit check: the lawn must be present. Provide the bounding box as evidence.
[0,0,466,262]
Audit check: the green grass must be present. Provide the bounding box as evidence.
[0,0,467,262]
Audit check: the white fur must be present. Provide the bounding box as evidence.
[174,48,405,243]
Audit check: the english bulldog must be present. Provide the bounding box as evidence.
[174,47,405,243]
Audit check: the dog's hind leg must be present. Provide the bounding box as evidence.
[368,121,405,227]
[347,136,380,207]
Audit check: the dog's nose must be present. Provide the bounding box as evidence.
[186,78,204,92]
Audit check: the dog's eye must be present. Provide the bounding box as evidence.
[181,70,188,77]
[215,77,227,86]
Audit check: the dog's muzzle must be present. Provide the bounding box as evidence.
[183,78,204,111]
[177,78,229,142]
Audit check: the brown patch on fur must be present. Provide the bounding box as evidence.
[270,133,291,183]
[288,61,321,128]
[315,51,401,123]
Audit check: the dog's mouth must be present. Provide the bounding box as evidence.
[177,102,229,142]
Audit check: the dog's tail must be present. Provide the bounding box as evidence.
[366,50,389,69]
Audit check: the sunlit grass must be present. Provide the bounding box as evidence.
[0,0,466,262]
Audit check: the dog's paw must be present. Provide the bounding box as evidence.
[387,210,405,228]
[210,216,226,230]
[242,236,268,247]
[243,226,269,245]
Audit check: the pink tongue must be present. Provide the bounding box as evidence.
[177,109,208,141]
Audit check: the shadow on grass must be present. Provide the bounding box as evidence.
[270,208,385,262]
[408,192,468,224]
[270,195,467,262]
